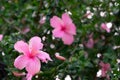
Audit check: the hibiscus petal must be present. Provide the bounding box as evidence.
[14,55,28,70]
[26,73,33,80]
[62,33,74,45]
[66,23,76,35]
[26,57,40,75]
[62,13,72,25]
[37,51,52,63]
[50,16,64,28]
[52,28,64,38]
[29,36,43,51]
[14,40,29,55]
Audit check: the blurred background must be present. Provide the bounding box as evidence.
[0,0,120,80]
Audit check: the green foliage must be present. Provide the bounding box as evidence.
[0,0,120,80]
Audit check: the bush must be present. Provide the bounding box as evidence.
[0,0,120,80]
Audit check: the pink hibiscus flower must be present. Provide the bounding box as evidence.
[14,36,52,80]
[0,34,3,41]
[99,61,110,77]
[50,13,76,45]
[101,23,110,33]
[84,33,94,48]
[85,38,94,48]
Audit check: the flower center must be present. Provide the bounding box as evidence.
[28,54,34,58]
[61,26,66,31]
[28,48,38,58]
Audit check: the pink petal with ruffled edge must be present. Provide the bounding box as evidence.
[14,55,28,70]
[50,16,64,28]
[26,57,40,75]
[52,28,64,38]
[62,13,72,25]
[29,36,43,55]
[14,41,29,55]
[0,34,3,41]
[62,33,74,45]
[37,51,52,63]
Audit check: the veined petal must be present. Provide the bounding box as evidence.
[14,55,28,70]
[62,33,74,45]
[26,57,40,75]
[52,28,64,38]
[14,40,29,55]
[66,23,76,35]
[29,36,43,52]
[37,51,52,63]
[62,13,72,25]
[50,16,64,28]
